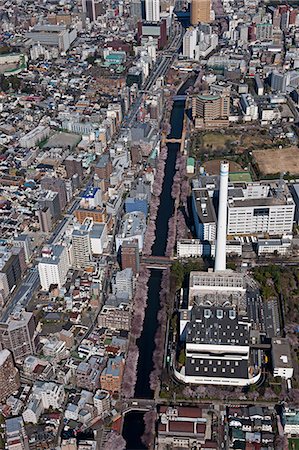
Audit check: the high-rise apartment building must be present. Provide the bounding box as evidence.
[121,240,140,274]
[0,349,20,402]
[64,156,83,180]
[38,191,61,220]
[36,207,53,233]
[130,0,142,19]
[13,234,32,264]
[82,0,104,22]
[191,0,211,25]
[256,22,273,41]
[112,268,134,299]
[41,177,67,211]
[183,27,198,59]
[145,0,160,22]
[95,153,112,179]
[0,311,38,362]
[0,253,22,296]
[38,245,69,291]
[72,226,92,269]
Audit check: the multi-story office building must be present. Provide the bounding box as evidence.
[64,155,83,180]
[191,0,211,25]
[93,390,111,418]
[41,177,67,211]
[82,0,104,22]
[121,240,140,274]
[192,93,230,128]
[130,0,142,19]
[0,253,22,296]
[13,234,32,264]
[240,93,259,120]
[74,208,107,224]
[0,311,38,361]
[0,349,20,402]
[183,27,198,59]
[193,176,295,238]
[76,357,102,392]
[256,22,273,41]
[38,191,61,220]
[227,181,295,236]
[36,207,53,233]
[271,338,294,379]
[38,245,69,291]
[112,268,134,299]
[80,187,102,209]
[115,211,146,251]
[95,153,112,180]
[192,189,216,240]
[145,0,160,22]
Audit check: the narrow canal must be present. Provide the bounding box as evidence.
[123,79,192,448]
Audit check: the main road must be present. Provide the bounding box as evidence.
[122,21,183,129]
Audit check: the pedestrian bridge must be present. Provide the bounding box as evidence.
[122,398,156,414]
[173,95,187,101]
[141,256,174,270]
[164,138,182,144]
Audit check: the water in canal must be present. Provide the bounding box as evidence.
[123,80,193,448]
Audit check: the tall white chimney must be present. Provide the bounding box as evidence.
[214,160,229,272]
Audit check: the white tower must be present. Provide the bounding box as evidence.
[145,0,160,22]
[214,161,229,272]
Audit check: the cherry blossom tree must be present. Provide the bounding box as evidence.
[122,342,139,398]
[141,409,156,447]
[103,432,126,450]
[150,269,171,391]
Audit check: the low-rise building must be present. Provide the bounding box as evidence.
[6,416,29,450]
[115,211,146,251]
[98,303,131,331]
[157,405,217,450]
[76,357,102,392]
[100,356,124,393]
[272,337,294,379]
[93,389,111,417]
[22,381,65,424]
[284,408,299,436]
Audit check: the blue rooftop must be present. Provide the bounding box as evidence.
[81,186,99,199]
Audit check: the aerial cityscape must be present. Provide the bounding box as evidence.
[1,0,299,448]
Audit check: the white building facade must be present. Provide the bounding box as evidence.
[38,245,69,291]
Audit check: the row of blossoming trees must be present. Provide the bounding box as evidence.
[121,105,176,399]
[120,100,189,448]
